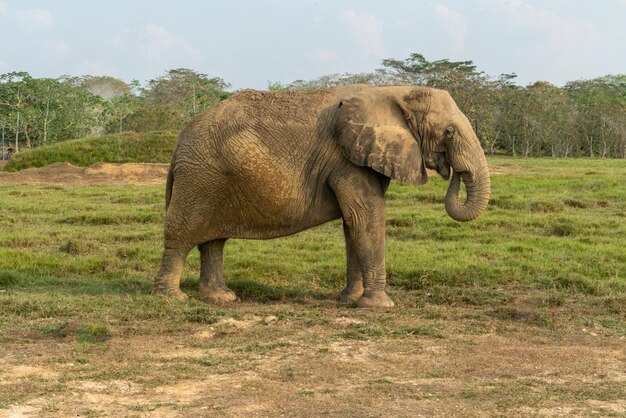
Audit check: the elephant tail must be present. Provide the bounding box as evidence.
[165,163,174,211]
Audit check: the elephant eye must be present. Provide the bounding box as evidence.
[444,126,455,140]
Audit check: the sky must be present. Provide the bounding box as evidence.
[1,0,625,90]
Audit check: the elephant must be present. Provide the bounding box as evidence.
[152,84,490,308]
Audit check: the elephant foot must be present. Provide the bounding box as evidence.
[199,286,237,304]
[339,283,364,303]
[356,291,395,309]
[152,287,189,301]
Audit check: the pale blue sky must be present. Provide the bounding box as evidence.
[1,0,624,89]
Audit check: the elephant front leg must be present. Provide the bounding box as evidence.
[198,239,237,304]
[340,220,364,303]
[331,174,394,309]
[348,219,394,308]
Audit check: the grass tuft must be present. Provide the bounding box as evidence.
[563,198,590,209]
[487,307,552,327]
[76,324,111,343]
[530,200,565,213]
[393,326,445,339]
[0,270,21,286]
[547,219,577,237]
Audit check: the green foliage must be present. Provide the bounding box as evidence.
[123,68,231,133]
[81,76,130,101]
[0,69,230,157]
[144,68,230,112]
[0,72,106,154]
[4,130,177,171]
[2,55,626,163]
[268,70,390,91]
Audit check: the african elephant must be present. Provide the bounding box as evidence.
[152,85,490,308]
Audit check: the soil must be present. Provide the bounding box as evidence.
[0,162,169,186]
[0,161,518,187]
[0,307,624,417]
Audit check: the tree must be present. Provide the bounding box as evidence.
[565,77,626,158]
[143,68,231,125]
[56,76,105,139]
[0,72,35,152]
[269,70,391,91]
[104,93,140,133]
[380,53,499,151]
[1,57,625,158]
[80,76,130,101]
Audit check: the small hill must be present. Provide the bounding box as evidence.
[4,131,178,172]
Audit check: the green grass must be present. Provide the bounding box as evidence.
[75,324,111,343]
[0,158,624,316]
[4,130,178,171]
[0,157,625,415]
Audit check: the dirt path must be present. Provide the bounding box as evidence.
[1,305,625,417]
[0,162,526,187]
[0,162,169,186]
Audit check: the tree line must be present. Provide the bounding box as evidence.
[0,69,230,154]
[2,54,625,158]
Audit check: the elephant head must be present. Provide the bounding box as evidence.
[334,86,490,222]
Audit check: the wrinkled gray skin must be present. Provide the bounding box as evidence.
[153,85,490,308]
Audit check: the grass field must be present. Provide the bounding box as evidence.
[3,131,178,172]
[0,157,625,416]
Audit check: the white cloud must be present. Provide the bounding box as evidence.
[340,10,387,58]
[112,24,201,73]
[0,2,8,14]
[484,0,603,82]
[139,24,201,62]
[434,4,467,51]
[14,8,53,30]
[487,0,599,45]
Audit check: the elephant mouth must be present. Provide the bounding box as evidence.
[437,164,451,180]
[436,153,451,180]
[427,152,451,180]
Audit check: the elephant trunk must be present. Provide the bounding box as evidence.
[444,158,491,222]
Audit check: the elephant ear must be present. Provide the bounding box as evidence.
[333,87,429,185]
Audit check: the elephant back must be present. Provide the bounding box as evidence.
[229,89,334,125]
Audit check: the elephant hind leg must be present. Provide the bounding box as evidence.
[153,243,192,300]
[198,239,237,304]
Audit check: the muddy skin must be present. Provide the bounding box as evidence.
[153,85,490,308]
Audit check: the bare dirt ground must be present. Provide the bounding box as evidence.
[1,304,624,417]
[0,162,522,187]
[0,162,169,186]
